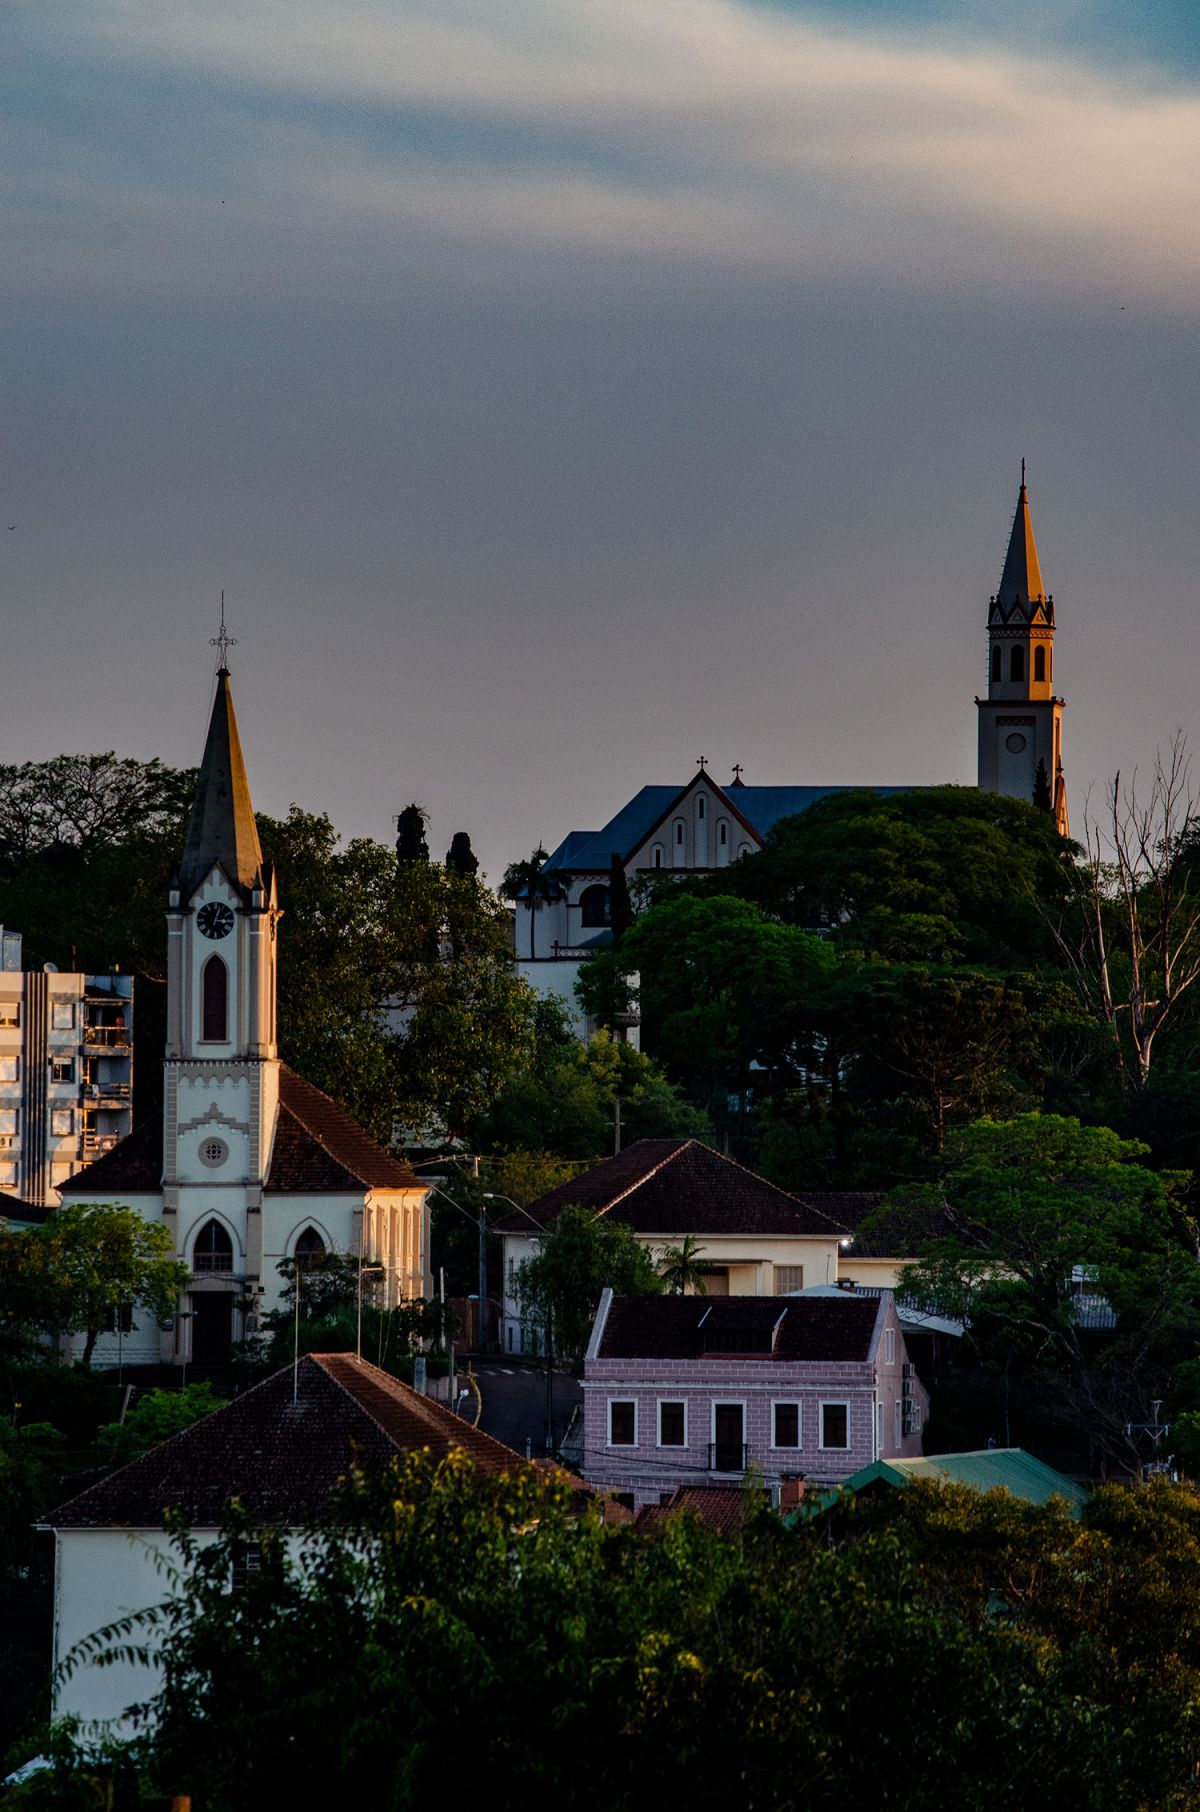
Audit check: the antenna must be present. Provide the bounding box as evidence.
[210,591,238,671]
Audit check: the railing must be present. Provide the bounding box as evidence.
[708,1442,748,1475]
[82,1026,131,1048]
[83,1081,131,1100]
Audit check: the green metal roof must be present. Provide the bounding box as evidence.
[840,1448,1088,1516]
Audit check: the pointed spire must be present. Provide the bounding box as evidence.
[995,466,1046,614]
[177,668,265,903]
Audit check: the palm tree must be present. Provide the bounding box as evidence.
[659,1235,709,1296]
[500,845,567,960]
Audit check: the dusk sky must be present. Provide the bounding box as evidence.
[5,0,1199,881]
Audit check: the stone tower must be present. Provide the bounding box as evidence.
[976,471,1068,836]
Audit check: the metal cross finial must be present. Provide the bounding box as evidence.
[731,763,743,781]
[1021,457,1026,488]
[210,591,237,671]
[696,755,708,771]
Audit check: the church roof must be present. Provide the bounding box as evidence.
[994,479,1048,619]
[494,1138,851,1239]
[46,1353,530,1529]
[176,667,265,904]
[58,1066,422,1198]
[543,783,908,873]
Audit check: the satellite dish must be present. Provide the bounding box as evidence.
[43,962,58,973]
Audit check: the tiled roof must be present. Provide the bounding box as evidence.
[268,1068,420,1191]
[499,1139,850,1239]
[59,1066,420,1198]
[596,1293,881,1362]
[48,1354,528,1529]
[0,1190,51,1224]
[57,1118,164,1195]
[634,1484,767,1533]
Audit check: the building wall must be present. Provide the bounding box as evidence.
[0,967,133,1205]
[581,1298,927,1509]
[501,1227,845,1354]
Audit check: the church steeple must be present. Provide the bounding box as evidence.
[995,466,1047,617]
[977,469,1068,836]
[176,668,265,905]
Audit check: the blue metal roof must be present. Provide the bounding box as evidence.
[543,783,911,872]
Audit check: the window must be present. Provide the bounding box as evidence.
[0,1001,19,1027]
[0,1058,17,1083]
[658,1401,686,1447]
[231,1541,263,1591]
[697,795,705,820]
[294,1226,326,1270]
[202,955,228,1041]
[579,884,611,929]
[198,1136,228,1169]
[608,1400,637,1446]
[51,1107,73,1137]
[718,822,728,847]
[652,846,664,869]
[675,821,685,846]
[103,1302,134,1334]
[820,1402,849,1449]
[50,1056,74,1084]
[773,1403,800,1448]
[775,1265,804,1295]
[884,1326,896,1366]
[194,1218,234,1275]
[1034,644,1046,682]
[51,1001,75,1030]
[991,644,1001,682]
[1009,645,1025,682]
[0,1108,17,1136]
[894,1398,903,1448]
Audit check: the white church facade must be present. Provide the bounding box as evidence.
[59,661,431,1370]
[515,473,1068,1028]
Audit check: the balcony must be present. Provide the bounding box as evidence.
[82,1081,131,1103]
[708,1441,748,1475]
[82,1026,131,1050]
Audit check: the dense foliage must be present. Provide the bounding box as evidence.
[26,1460,1200,1810]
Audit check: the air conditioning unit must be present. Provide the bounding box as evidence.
[902,1410,921,1436]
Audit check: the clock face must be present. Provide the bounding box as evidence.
[196,901,235,940]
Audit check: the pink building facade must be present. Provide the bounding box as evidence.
[583,1289,929,1511]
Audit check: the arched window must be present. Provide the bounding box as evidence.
[697,795,705,821]
[653,845,664,869]
[579,884,611,929]
[1010,645,1025,683]
[991,645,1001,682]
[294,1227,326,1271]
[194,1218,234,1274]
[1034,645,1046,682]
[202,956,228,1042]
[675,821,685,846]
[719,822,728,847]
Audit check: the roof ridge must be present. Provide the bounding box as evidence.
[278,1066,414,1189]
[683,1142,853,1234]
[592,1139,693,1217]
[313,1354,522,1470]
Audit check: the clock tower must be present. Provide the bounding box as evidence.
[163,657,281,1282]
[976,471,1068,836]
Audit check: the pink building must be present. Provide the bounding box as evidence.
[583,1289,929,1511]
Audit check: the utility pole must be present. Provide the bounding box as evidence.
[477,1197,488,1356]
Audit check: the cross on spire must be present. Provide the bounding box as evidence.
[696,755,708,771]
[731,763,743,781]
[210,591,237,672]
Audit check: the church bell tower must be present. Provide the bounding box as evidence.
[163,648,282,1270]
[976,469,1068,836]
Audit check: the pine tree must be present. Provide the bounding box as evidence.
[395,803,430,863]
[445,831,480,878]
[1033,758,1053,814]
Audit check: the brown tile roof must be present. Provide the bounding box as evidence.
[595,1292,881,1363]
[59,1066,420,1198]
[634,1484,767,1533]
[48,1354,529,1529]
[500,1140,851,1239]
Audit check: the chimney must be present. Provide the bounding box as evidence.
[778,1475,806,1512]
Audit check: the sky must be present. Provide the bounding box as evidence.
[3,0,1199,882]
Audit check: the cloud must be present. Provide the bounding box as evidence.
[7,0,1200,307]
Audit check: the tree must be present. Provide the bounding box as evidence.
[499,845,566,960]
[31,1204,189,1367]
[96,1383,226,1467]
[608,851,633,946]
[473,1029,708,1161]
[1033,758,1053,814]
[658,1234,708,1296]
[445,831,480,878]
[514,1204,662,1364]
[394,802,430,864]
[1057,737,1200,1091]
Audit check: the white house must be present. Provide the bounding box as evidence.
[57,657,431,1369]
[45,1353,532,1733]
